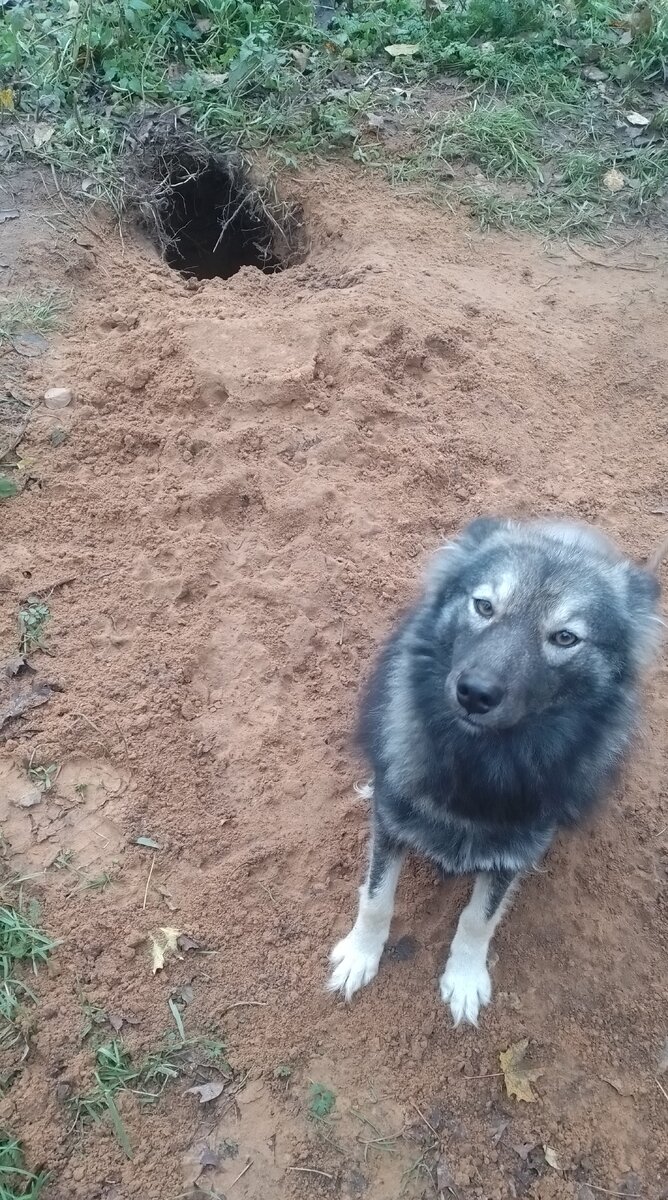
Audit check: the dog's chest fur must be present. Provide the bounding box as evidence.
[376,784,554,874]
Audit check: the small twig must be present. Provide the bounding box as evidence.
[229,1159,253,1188]
[142,854,156,911]
[21,575,76,601]
[459,1071,504,1080]
[656,1077,668,1103]
[566,239,651,273]
[114,719,130,761]
[259,881,278,907]
[410,1100,439,1139]
[532,274,558,290]
[212,196,249,253]
[586,1186,642,1198]
[287,1166,334,1180]
[71,712,111,749]
[221,1000,270,1016]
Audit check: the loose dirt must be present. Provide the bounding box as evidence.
[1,165,667,1200]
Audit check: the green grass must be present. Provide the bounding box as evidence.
[0,294,68,344]
[0,905,56,1027]
[0,1135,48,1200]
[0,0,666,235]
[17,600,50,655]
[307,1081,336,1120]
[0,478,18,502]
[70,1035,228,1158]
[27,761,59,793]
[427,104,542,178]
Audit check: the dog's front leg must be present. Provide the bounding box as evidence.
[328,824,405,1002]
[440,869,519,1026]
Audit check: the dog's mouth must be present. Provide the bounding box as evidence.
[456,712,486,733]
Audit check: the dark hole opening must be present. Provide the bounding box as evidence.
[162,156,286,281]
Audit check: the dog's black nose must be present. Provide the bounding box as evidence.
[456,673,505,715]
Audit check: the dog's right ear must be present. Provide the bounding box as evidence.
[423,516,509,606]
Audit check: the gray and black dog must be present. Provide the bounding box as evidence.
[328,517,662,1025]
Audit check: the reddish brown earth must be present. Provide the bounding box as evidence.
[1,165,667,1200]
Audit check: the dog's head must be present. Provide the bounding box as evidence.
[422,517,662,733]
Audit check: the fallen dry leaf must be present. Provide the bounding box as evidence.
[150,936,165,973]
[197,1145,220,1169]
[0,682,54,731]
[436,1156,455,1189]
[0,87,14,110]
[625,110,650,126]
[499,1039,543,1103]
[177,933,201,953]
[385,42,420,57]
[600,1074,635,1097]
[3,655,34,678]
[150,926,182,973]
[15,789,42,809]
[185,1080,225,1104]
[544,1146,562,1171]
[583,65,607,82]
[33,123,54,148]
[12,331,48,358]
[156,883,179,911]
[197,70,228,90]
[602,167,625,193]
[614,2,653,35]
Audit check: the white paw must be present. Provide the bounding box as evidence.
[439,955,492,1026]
[327,931,382,1001]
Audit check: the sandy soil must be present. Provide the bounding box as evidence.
[1,165,667,1200]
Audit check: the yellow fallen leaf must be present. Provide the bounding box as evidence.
[385,43,420,57]
[499,1039,543,1103]
[150,926,182,972]
[0,88,14,111]
[150,935,165,973]
[602,167,625,193]
[544,1146,562,1171]
[161,926,181,952]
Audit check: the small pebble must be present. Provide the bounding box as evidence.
[44,387,73,409]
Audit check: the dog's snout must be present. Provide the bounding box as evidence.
[456,672,505,715]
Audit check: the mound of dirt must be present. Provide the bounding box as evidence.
[0,164,666,1200]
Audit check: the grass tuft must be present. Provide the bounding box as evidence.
[0,1,666,237]
[0,904,56,1027]
[0,1135,48,1200]
[70,1035,228,1158]
[428,103,542,179]
[0,294,68,345]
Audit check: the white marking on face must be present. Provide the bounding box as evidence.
[548,607,588,641]
[470,572,517,618]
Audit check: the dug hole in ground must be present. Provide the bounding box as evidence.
[0,161,667,1200]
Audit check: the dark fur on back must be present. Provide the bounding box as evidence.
[359,518,661,876]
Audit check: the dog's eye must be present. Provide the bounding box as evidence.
[473,597,494,618]
[550,630,580,648]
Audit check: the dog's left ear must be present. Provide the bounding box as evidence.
[459,516,511,548]
[622,560,662,668]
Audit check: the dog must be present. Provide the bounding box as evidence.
[328,517,662,1025]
